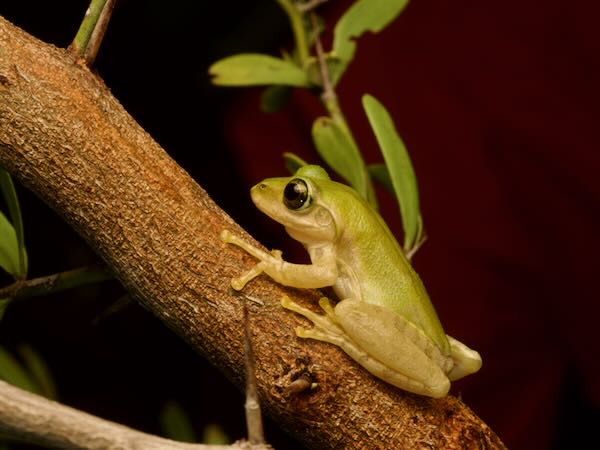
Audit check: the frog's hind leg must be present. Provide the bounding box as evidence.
[282,296,451,398]
[281,296,347,344]
[333,300,451,397]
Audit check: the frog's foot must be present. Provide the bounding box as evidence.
[445,335,482,381]
[221,229,284,290]
[230,261,266,291]
[220,229,242,246]
[221,229,282,262]
[281,296,347,346]
[283,297,452,398]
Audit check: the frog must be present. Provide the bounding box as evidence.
[220,165,481,398]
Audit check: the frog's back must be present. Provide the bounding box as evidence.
[329,185,449,352]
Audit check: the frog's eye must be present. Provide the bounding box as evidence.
[283,178,310,210]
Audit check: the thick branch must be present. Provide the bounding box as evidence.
[0,16,505,449]
[0,380,267,450]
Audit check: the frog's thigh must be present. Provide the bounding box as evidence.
[335,300,450,398]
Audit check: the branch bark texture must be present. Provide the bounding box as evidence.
[0,16,505,449]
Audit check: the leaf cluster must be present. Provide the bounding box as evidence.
[209,0,425,255]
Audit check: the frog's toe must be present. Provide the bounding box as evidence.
[230,277,245,291]
[318,297,336,316]
[220,229,232,242]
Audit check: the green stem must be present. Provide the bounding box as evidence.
[277,0,310,67]
[0,265,113,299]
[71,0,116,65]
[72,0,108,54]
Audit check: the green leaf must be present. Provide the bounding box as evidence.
[0,298,10,321]
[368,163,394,194]
[362,94,422,251]
[260,85,293,112]
[311,117,368,200]
[0,169,27,277]
[331,0,409,84]
[159,400,196,443]
[0,345,38,394]
[282,152,308,175]
[17,344,57,400]
[209,54,310,87]
[0,212,19,278]
[202,423,229,445]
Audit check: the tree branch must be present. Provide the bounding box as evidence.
[0,380,268,450]
[0,16,506,449]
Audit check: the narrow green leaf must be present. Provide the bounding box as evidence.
[312,117,368,200]
[368,163,394,194]
[0,346,38,394]
[17,344,57,400]
[331,0,409,84]
[0,169,27,277]
[282,152,308,175]
[209,54,310,87]
[202,423,229,445]
[0,212,19,278]
[159,400,196,443]
[0,298,10,321]
[362,94,422,251]
[260,85,293,112]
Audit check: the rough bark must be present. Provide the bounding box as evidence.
[0,16,506,450]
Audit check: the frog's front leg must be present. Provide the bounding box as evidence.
[221,230,337,290]
[282,296,453,398]
[220,230,283,289]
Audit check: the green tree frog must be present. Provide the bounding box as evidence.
[221,165,481,398]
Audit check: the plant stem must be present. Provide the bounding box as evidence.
[243,302,265,445]
[296,0,330,13]
[277,0,310,67]
[0,265,113,299]
[71,0,116,66]
[309,12,378,207]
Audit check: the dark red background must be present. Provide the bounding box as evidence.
[1,1,598,449]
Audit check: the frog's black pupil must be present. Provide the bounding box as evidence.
[284,179,308,210]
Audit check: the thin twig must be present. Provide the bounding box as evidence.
[83,0,116,65]
[0,265,112,299]
[309,11,335,103]
[276,0,310,66]
[296,0,330,14]
[70,0,117,66]
[308,10,379,207]
[243,302,266,445]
